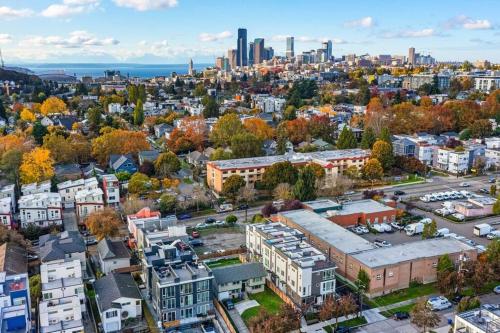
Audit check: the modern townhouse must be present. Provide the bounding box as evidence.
[39,296,84,333]
[0,243,31,333]
[127,207,162,242]
[18,193,63,228]
[20,180,51,196]
[246,222,337,305]
[57,177,99,208]
[0,184,16,211]
[142,241,214,330]
[102,174,120,206]
[95,273,143,333]
[39,231,87,273]
[207,149,370,193]
[0,197,13,229]
[40,259,85,309]
[75,187,104,221]
[211,262,266,301]
[436,148,470,174]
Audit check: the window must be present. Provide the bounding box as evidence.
[161,286,175,298]
[197,304,210,315]
[106,310,118,318]
[321,280,335,293]
[163,311,175,322]
[180,294,193,307]
[180,308,193,319]
[322,269,334,280]
[388,271,394,277]
[376,274,381,280]
[197,280,209,291]
[164,298,175,309]
[198,291,210,303]
[180,283,193,295]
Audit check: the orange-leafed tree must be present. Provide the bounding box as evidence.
[20,108,36,122]
[0,134,32,157]
[85,208,121,240]
[40,97,67,116]
[19,148,55,184]
[182,116,206,150]
[91,129,150,165]
[244,118,274,140]
[284,118,309,144]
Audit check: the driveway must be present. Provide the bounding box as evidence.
[63,209,78,231]
[228,309,249,333]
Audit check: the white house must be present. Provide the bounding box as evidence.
[436,148,469,174]
[0,197,13,229]
[0,184,16,211]
[40,259,85,307]
[19,193,63,228]
[75,188,104,220]
[102,174,120,206]
[94,273,143,333]
[39,296,84,333]
[21,180,51,196]
[96,238,130,274]
[57,177,99,208]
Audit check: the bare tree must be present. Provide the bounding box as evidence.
[273,183,294,201]
[410,300,440,333]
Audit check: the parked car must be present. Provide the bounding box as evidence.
[451,295,463,304]
[344,191,356,195]
[223,299,234,310]
[214,220,226,226]
[487,230,500,240]
[393,311,410,320]
[427,296,452,311]
[26,254,38,261]
[390,222,404,230]
[202,323,216,333]
[334,326,350,333]
[238,204,249,210]
[189,239,204,247]
[177,213,192,220]
[479,188,489,194]
[394,190,405,196]
[357,226,369,234]
[205,217,216,224]
[374,239,391,247]
[460,182,470,187]
[494,285,500,294]
[191,231,200,238]
[489,177,496,183]
[196,223,208,229]
[451,213,465,221]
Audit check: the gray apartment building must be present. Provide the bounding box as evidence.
[142,241,214,330]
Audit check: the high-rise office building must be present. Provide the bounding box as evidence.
[215,56,224,69]
[253,38,265,64]
[326,40,333,61]
[248,42,254,66]
[188,58,193,76]
[227,49,237,70]
[408,47,416,66]
[286,37,295,59]
[265,47,274,61]
[237,28,247,67]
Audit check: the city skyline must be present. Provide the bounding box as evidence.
[0,0,498,64]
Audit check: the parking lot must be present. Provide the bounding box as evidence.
[191,224,246,255]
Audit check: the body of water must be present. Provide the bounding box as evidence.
[18,63,210,79]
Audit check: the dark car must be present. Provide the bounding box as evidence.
[177,213,192,220]
[189,239,204,247]
[191,231,200,238]
[451,295,463,304]
[393,311,410,320]
[223,299,234,310]
[394,190,405,196]
[238,204,249,210]
[335,326,350,333]
[205,217,216,224]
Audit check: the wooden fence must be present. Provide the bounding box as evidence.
[213,299,238,333]
[265,280,297,308]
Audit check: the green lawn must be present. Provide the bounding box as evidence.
[380,303,416,318]
[241,287,284,324]
[391,175,425,186]
[205,257,241,268]
[198,225,242,236]
[367,283,437,308]
[323,316,368,332]
[462,280,500,296]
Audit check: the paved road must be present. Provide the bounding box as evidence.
[63,209,78,231]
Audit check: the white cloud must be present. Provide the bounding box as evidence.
[198,31,233,42]
[444,15,492,30]
[41,0,99,18]
[113,0,178,11]
[0,34,12,44]
[382,28,438,38]
[0,6,34,19]
[344,16,374,28]
[20,31,119,48]
[272,35,346,44]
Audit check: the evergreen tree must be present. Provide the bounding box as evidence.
[0,101,6,120]
[293,167,317,201]
[356,85,371,105]
[379,127,392,145]
[133,99,144,126]
[32,121,48,145]
[360,127,377,149]
[336,126,357,149]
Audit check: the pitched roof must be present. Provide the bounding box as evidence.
[212,262,266,285]
[94,272,142,311]
[39,231,85,262]
[0,242,27,275]
[109,154,134,170]
[97,238,130,260]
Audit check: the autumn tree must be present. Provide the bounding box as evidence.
[230,132,263,158]
[159,194,176,215]
[85,208,121,240]
[209,113,243,147]
[456,297,481,313]
[410,300,440,333]
[282,105,297,120]
[283,118,309,144]
[261,161,298,190]
[337,126,357,149]
[40,96,67,116]
[360,126,376,149]
[222,175,246,203]
[91,129,150,165]
[273,183,294,201]
[470,119,492,138]
[20,108,36,122]
[422,220,437,239]
[308,115,335,143]
[436,254,457,296]
[128,173,151,195]
[362,158,383,181]
[133,99,144,126]
[244,118,274,140]
[371,140,394,172]
[43,133,73,164]
[155,152,181,177]
[210,148,232,160]
[19,148,55,184]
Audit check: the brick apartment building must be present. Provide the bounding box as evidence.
[206,149,370,193]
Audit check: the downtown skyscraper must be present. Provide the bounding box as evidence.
[237,28,247,67]
[286,37,294,59]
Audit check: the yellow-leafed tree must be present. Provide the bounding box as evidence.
[85,208,121,240]
[40,96,67,116]
[91,129,150,165]
[19,148,55,184]
[20,108,36,122]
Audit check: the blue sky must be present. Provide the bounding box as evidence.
[0,0,498,63]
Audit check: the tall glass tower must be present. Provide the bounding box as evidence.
[237,28,247,67]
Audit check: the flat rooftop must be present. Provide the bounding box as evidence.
[209,149,369,170]
[303,199,342,213]
[457,304,500,333]
[334,199,395,216]
[278,210,376,254]
[351,238,476,268]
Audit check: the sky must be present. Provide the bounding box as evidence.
[0,0,498,64]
